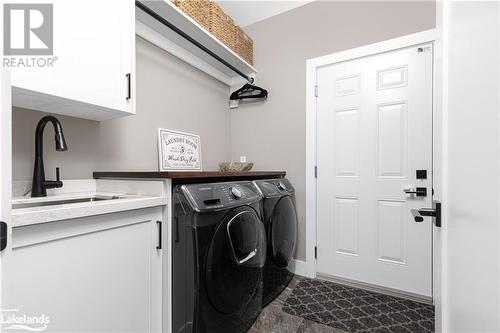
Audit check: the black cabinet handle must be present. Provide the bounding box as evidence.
[0,221,6,251]
[156,221,162,250]
[126,73,131,101]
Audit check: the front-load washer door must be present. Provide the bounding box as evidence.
[268,196,298,268]
[205,206,266,314]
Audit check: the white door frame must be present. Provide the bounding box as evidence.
[305,29,439,279]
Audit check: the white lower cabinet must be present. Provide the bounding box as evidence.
[3,207,163,333]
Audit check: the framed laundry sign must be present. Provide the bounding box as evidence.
[157,129,202,171]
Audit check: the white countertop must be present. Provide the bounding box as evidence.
[11,180,168,227]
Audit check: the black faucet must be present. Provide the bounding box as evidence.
[31,116,68,197]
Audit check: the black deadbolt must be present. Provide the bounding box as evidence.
[416,170,427,179]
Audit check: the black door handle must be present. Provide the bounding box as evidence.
[404,187,427,197]
[0,221,7,251]
[411,208,435,222]
[411,201,441,227]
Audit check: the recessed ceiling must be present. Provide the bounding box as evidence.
[218,1,314,27]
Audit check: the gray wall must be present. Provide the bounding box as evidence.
[12,37,231,180]
[12,3,435,263]
[12,107,99,181]
[230,1,436,261]
[97,37,230,171]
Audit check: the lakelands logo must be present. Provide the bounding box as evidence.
[1,309,50,331]
[3,3,57,68]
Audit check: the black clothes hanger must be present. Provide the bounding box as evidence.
[230,83,268,101]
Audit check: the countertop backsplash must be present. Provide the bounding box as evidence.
[12,179,97,198]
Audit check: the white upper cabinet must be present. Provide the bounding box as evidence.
[8,0,135,121]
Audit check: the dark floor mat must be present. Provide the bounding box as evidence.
[282,278,434,333]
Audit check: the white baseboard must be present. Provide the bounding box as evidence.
[316,273,433,304]
[289,259,308,277]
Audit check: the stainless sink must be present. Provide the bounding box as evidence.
[12,195,122,209]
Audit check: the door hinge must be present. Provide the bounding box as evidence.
[314,166,317,178]
[314,246,317,259]
[314,85,318,97]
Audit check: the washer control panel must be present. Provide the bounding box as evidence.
[180,181,261,211]
[229,186,242,199]
[222,185,251,203]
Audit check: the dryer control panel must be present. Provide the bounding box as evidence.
[180,181,261,212]
[254,178,295,198]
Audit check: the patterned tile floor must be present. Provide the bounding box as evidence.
[249,277,434,333]
[250,277,347,333]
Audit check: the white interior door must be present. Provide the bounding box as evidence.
[316,44,433,298]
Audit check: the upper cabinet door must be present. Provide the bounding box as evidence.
[8,0,135,121]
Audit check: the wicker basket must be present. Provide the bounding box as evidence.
[172,0,211,30]
[207,2,235,50]
[172,0,253,65]
[234,25,253,65]
[172,1,235,50]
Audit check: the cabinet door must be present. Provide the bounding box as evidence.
[3,208,162,332]
[0,70,13,319]
[9,0,135,120]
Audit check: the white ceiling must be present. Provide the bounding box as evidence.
[218,1,314,27]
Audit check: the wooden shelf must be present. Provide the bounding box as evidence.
[136,0,257,86]
[94,171,285,185]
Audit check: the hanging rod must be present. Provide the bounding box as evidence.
[135,1,254,84]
